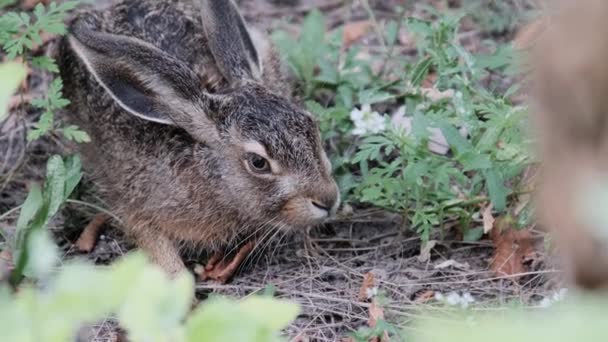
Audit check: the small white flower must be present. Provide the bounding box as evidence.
[365,286,379,299]
[460,292,475,308]
[350,104,387,136]
[435,291,476,309]
[538,288,568,308]
[538,297,552,308]
[446,292,461,306]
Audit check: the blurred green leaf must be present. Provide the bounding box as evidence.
[0,62,27,121]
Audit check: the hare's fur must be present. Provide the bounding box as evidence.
[59,0,339,275]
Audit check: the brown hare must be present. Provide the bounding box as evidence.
[532,0,608,289]
[58,0,339,282]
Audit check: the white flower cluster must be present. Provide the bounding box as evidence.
[538,288,568,308]
[350,104,468,155]
[350,104,386,136]
[435,291,475,309]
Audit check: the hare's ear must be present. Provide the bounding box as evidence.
[67,20,219,130]
[200,0,262,83]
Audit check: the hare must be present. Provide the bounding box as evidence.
[532,0,608,289]
[58,0,339,282]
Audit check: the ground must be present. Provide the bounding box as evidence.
[0,0,558,341]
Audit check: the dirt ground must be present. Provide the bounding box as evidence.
[0,0,559,341]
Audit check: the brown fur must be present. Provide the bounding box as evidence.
[58,0,339,276]
[532,0,608,289]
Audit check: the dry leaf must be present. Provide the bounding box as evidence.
[422,73,437,88]
[358,271,377,301]
[75,214,109,253]
[482,203,495,234]
[398,27,413,46]
[21,0,49,10]
[342,20,372,47]
[513,18,548,50]
[292,333,310,342]
[414,290,436,304]
[490,217,535,277]
[369,300,389,342]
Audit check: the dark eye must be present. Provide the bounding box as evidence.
[246,153,271,174]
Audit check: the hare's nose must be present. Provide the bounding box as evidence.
[311,200,331,213]
[311,184,340,217]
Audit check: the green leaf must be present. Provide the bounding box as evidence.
[384,20,399,46]
[43,155,66,222]
[0,62,27,121]
[463,227,484,242]
[31,56,59,73]
[186,296,299,342]
[439,122,471,153]
[23,229,58,279]
[62,125,91,143]
[63,154,82,199]
[484,169,508,211]
[410,57,432,86]
[15,185,43,235]
[0,0,18,9]
[358,88,393,105]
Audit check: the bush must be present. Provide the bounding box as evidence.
[273,9,532,242]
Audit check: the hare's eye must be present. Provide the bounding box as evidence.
[246,153,271,174]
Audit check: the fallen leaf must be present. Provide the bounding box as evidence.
[369,300,389,342]
[417,240,437,263]
[482,203,495,234]
[368,300,385,328]
[398,27,413,46]
[513,18,548,50]
[422,73,437,88]
[414,290,436,304]
[292,333,310,342]
[21,0,50,10]
[75,214,109,253]
[343,20,372,47]
[358,271,377,301]
[490,216,535,277]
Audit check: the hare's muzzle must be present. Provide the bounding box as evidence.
[309,182,340,219]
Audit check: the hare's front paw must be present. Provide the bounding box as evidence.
[195,240,255,284]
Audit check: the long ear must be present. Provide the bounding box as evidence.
[68,19,221,133]
[200,0,262,83]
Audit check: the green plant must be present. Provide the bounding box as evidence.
[0,61,26,120]
[0,1,89,142]
[273,10,531,242]
[9,154,82,285]
[0,249,299,342]
[411,294,608,342]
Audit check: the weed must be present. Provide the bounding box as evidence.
[274,9,532,242]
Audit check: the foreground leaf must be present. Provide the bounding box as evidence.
[0,62,27,121]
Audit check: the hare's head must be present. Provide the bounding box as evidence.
[67,0,339,229]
